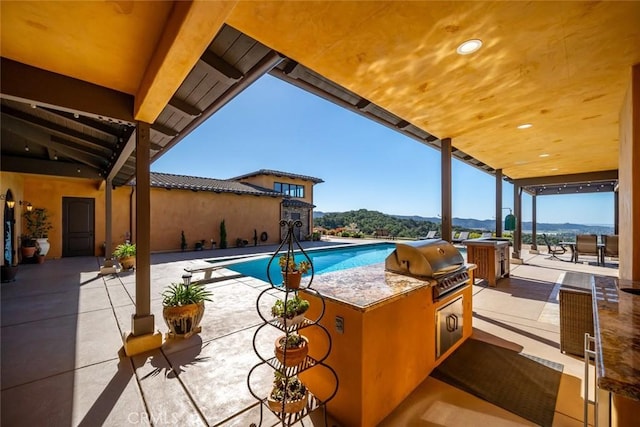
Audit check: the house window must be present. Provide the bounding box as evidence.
[274,182,304,198]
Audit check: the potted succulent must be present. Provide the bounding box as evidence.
[274,333,309,367]
[278,255,311,289]
[113,242,136,270]
[267,372,308,414]
[161,281,213,338]
[23,208,53,257]
[271,295,310,327]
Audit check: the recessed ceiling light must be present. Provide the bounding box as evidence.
[551,168,559,171]
[456,39,483,55]
[539,153,549,158]
[517,123,533,129]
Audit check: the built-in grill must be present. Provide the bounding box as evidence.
[385,239,470,301]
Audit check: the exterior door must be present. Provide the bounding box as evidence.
[62,197,95,257]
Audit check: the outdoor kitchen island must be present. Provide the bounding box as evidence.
[299,241,476,427]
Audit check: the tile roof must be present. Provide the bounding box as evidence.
[282,198,315,209]
[137,172,282,197]
[230,169,324,184]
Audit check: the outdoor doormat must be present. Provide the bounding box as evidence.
[431,338,563,427]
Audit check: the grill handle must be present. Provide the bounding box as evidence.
[446,314,458,332]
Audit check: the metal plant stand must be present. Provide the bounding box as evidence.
[248,219,338,427]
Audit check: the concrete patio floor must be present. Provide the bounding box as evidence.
[1,239,618,426]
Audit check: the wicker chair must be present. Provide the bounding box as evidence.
[575,234,599,265]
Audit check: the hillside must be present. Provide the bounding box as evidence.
[314,210,614,236]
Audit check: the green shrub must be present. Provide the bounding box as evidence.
[162,282,213,307]
[220,220,227,249]
[113,242,136,258]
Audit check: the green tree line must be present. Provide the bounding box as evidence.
[314,209,586,244]
[314,209,440,239]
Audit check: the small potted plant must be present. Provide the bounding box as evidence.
[20,234,37,260]
[113,242,136,270]
[267,372,308,414]
[161,281,213,338]
[23,208,53,257]
[271,295,310,327]
[278,255,311,289]
[274,333,309,367]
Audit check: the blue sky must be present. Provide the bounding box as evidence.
[152,75,614,226]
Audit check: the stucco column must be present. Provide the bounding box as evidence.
[495,169,503,237]
[618,63,640,280]
[123,122,162,356]
[441,138,452,242]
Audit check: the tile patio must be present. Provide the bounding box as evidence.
[1,239,617,426]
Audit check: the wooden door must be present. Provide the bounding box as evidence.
[62,197,95,257]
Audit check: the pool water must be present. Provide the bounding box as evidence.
[210,242,467,283]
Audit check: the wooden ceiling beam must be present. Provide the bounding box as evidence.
[0,154,102,179]
[134,1,236,123]
[151,123,179,138]
[513,170,618,187]
[167,97,202,118]
[0,58,134,125]
[39,107,125,140]
[199,50,243,83]
[1,107,114,152]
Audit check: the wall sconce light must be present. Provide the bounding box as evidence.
[0,194,16,209]
[503,208,516,231]
[18,201,33,212]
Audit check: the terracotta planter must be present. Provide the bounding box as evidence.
[267,390,308,414]
[21,246,37,259]
[163,301,205,338]
[36,255,45,264]
[274,335,309,367]
[119,255,136,270]
[281,270,302,289]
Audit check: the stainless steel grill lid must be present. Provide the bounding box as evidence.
[385,239,465,279]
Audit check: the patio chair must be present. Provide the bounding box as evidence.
[542,233,566,260]
[451,231,458,241]
[423,230,437,239]
[575,234,599,265]
[602,234,618,263]
[480,232,492,238]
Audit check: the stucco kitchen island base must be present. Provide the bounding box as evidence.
[299,264,474,427]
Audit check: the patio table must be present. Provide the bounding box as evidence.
[561,241,605,265]
[560,241,576,262]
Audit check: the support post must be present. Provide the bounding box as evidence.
[123,121,162,356]
[441,138,452,242]
[614,190,619,235]
[99,178,117,274]
[512,184,523,262]
[530,194,538,253]
[495,169,503,237]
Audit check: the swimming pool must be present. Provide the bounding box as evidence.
[210,242,467,283]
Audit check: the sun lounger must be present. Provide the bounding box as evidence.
[419,230,438,239]
[452,231,469,244]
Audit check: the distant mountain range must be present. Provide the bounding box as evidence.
[313,211,614,235]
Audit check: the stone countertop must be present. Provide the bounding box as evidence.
[307,262,475,312]
[592,276,640,401]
